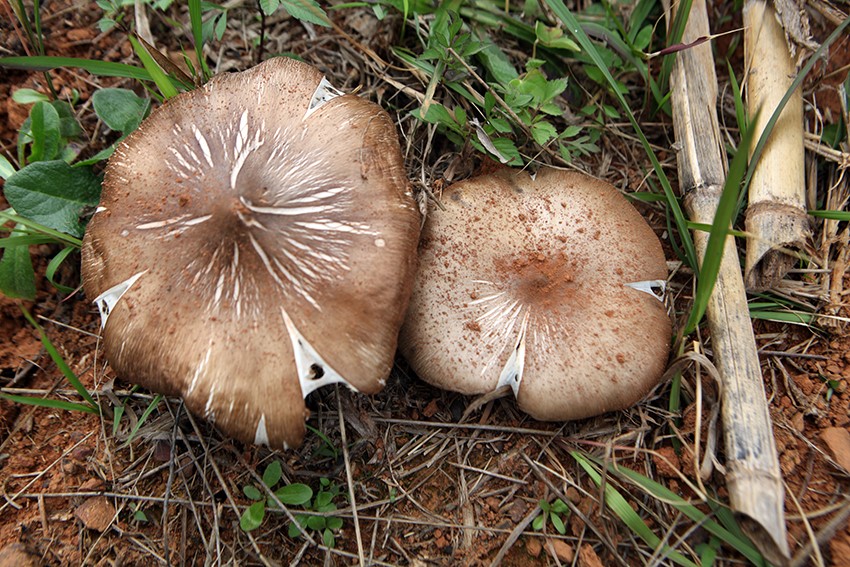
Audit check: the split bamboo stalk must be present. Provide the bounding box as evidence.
[665,0,790,563]
[743,0,809,291]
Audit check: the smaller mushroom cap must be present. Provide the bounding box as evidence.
[400,168,671,421]
[82,58,420,449]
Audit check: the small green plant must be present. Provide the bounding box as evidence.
[533,497,569,534]
[240,461,313,532]
[287,477,345,547]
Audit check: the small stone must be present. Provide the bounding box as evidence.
[75,496,115,532]
[546,539,574,562]
[821,427,850,471]
[525,537,542,558]
[579,543,604,567]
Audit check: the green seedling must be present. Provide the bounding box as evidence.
[533,497,569,535]
[287,477,345,548]
[240,461,313,532]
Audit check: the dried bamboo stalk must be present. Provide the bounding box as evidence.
[743,0,809,291]
[665,0,790,563]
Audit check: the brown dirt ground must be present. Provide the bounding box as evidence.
[1,1,850,566]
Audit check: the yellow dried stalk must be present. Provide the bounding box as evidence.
[743,0,809,291]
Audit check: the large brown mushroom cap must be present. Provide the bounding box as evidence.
[399,168,670,421]
[82,58,420,449]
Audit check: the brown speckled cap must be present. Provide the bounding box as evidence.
[399,167,670,421]
[82,57,420,449]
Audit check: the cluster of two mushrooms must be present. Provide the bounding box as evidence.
[82,58,671,450]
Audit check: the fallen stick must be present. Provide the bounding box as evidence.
[665,0,790,563]
[743,0,809,291]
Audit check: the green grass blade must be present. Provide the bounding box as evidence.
[128,36,179,99]
[20,305,99,411]
[0,56,151,80]
[572,451,699,567]
[45,246,76,294]
[0,211,83,248]
[125,394,163,444]
[682,112,758,335]
[0,392,99,414]
[544,0,698,272]
[587,454,768,566]
[809,209,850,221]
[188,0,211,81]
[0,235,58,247]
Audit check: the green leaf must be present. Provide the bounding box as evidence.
[0,56,151,81]
[475,42,518,87]
[243,485,263,501]
[262,460,282,487]
[0,226,36,300]
[315,491,333,508]
[326,516,343,530]
[0,155,15,179]
[551,512,566,534]
[45,246,76,294]
[280,0,330,27]
[92,88,150,133]
[532,514,544,531]
[0,392,99,414]
[12,88,50,104]
[51,100,83,139]
[124,394,163,443]
[322,528,335,547]
[240,501,266,531]
[274,483,313,506]
[29,101,61,162]
[3,160,101,238]
[288,515,308,538]
[531,120,557,145]
[306,515,326,530]
[260,0,279,15]
[214,12,227,40]
[128,36,179,99]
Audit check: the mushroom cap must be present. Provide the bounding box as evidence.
[82,57,420,449]
[399,168,671,421]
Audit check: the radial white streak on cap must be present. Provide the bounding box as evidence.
[92,271,147,328]
[624,279,667,302]
[280,308,357,397]
[304,77,344,120]
[470,118,510,164]
[254,414,269,446]
[495,313,529,398]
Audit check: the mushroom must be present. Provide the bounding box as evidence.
[399,168,670,421]
[82,57,420,449]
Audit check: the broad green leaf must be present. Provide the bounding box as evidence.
[0,225,36,300]
[243,485,263,501]
[475,42,518,87]
[12,88,50,104]
[51,100,83,139]
[326,517,343,530]
[262,460,282,488]
[29,102,61,162]
[93,89,150,133]
[280,0,330,27]
[274,483,313,506]
[551,512,566,534]
[322,528,334,547]
[3,160,101,238]
[240,501,265,531]
[531,120,557,145]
